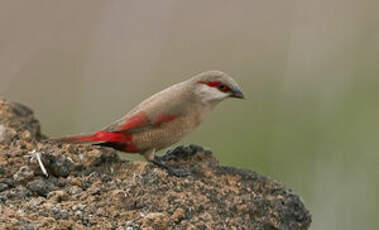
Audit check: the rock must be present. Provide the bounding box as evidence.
[41,153,73,177]
[26,179,56,197]
[124,220,140,230]
[0,98,312,229]
[14,166,35,183]
[47,190,69,203]
[0,183,8,192]
[67,185,83,195]
[21,222,35,230]
[72,203,86,211]
[0,125,5,142]
[171,207,186,223]
[0,178,14,187]
[27,197,46,208]
[6,185,32,199]
[111,189,127,203]
[141,212,170,230]
[0,124,17,145]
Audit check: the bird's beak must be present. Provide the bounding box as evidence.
[230,86,245,99]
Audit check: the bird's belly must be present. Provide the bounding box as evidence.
[133,116,198,152]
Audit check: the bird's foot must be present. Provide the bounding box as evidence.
[161,144,211,161]
[151,156,190,177]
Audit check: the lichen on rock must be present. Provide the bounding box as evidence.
[0,99,312,229]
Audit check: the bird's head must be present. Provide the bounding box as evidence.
[191,70,245,104]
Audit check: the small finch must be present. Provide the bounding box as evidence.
[55,71,245,176]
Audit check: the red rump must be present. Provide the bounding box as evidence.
[73,131,137,152]
[62,112,177,154]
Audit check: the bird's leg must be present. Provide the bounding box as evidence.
[142,149,190,177]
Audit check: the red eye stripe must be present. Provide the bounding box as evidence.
[199,81,218,87]
[198,81,231,93]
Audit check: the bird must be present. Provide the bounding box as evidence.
[55,70,245,176]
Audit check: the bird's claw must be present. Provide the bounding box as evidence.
[161,144,211,161]
[151,156,190,177]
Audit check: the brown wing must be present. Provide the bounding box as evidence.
[102,110,181,134]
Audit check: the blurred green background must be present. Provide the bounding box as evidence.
[1,1,378,229]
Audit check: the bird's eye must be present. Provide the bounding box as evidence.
[198,80,230,92]
[217,83,230,92]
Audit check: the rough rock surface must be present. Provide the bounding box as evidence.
[0,99,311,229]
